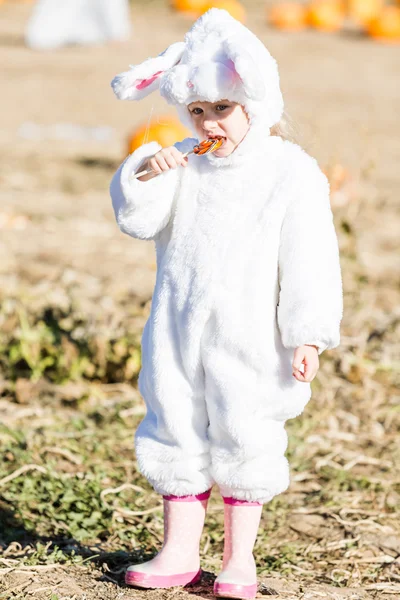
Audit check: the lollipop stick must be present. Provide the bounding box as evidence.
[129,138,222,180]
[131,150,193,180]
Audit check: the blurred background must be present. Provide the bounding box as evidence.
[0,1,399,599]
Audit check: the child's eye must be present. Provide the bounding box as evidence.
[215,105,229,111]
[191,107,203,115]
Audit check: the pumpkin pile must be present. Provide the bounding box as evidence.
[268,1,344,33]
[172,0,246,23]
[267,0,400,43]
[127,116,191,156]
[367,5,400,42]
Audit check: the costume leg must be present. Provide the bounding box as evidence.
[210,415,289,503]
[135,295,213,497]
[202,331,290,503]
[214,497,262,599]
[126,490,211,588]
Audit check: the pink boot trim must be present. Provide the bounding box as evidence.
[223,496,262,507]
[163,489,212,502]
[214,581,258,599]
[125,568,202,589]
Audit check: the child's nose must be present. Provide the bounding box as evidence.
[203,116,218,130]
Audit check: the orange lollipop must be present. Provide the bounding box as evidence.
[132,137,223,179]
[193,137,223,155]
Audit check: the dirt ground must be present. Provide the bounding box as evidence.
[0,1,399,599]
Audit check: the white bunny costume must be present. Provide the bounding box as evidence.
[110,9,343,503]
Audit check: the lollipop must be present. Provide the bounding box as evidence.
[131,137,223,179]
[192,138,223,155]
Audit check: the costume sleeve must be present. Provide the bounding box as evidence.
[277,153,343,355]
[110,141,179,241]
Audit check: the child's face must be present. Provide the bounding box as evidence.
[188,100,250,157]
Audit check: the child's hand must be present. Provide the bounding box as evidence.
[292,345,319,383]
[136,147,188,181]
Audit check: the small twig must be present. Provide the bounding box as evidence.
[0,558,19,566]
[326,536,361,550]
[100,482,146,505]
[342,454,392,471]
[101,573,119,584]
[11,564,64,572]
[363,583,400,592]
[4,578,33,595]
[31,586,55,595]
[0,464,47,487]
[119,406,146,418]
[329,513,394,532]
[330,555,399,565]
[280,562,314,575]
[113,505,162,517]
[41,446,82,465]
[201,534,211,556]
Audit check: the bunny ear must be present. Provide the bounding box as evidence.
[111,42,185,101]
[222,39,265,101]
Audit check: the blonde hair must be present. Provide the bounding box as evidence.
[270,111,301,145]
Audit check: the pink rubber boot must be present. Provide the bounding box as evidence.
[125,490,211,588]
[213,497,263,600]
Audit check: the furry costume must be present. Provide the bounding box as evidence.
[110,9,343,503]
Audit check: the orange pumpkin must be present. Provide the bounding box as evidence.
[172,0,208,16]
[347,0,383,25]
[323,163,356,209]
[201,0,246,23]
[367,6,400,43]
[307,0,345,32]
[323,163,350,192]
[268,3,308,31]
[127,116,191,156]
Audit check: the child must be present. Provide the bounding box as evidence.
[110,9,342,598]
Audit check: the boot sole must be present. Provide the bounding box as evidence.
[214,581,258,599]
[125,568,202,589]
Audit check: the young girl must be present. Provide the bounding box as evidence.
[110,8,342,598]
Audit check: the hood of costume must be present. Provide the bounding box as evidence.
[111,8,284,143]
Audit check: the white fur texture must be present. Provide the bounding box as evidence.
[111,141,179,240]
[111,42,185,101]
[110,127,343,503]
[111,8,284,129]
